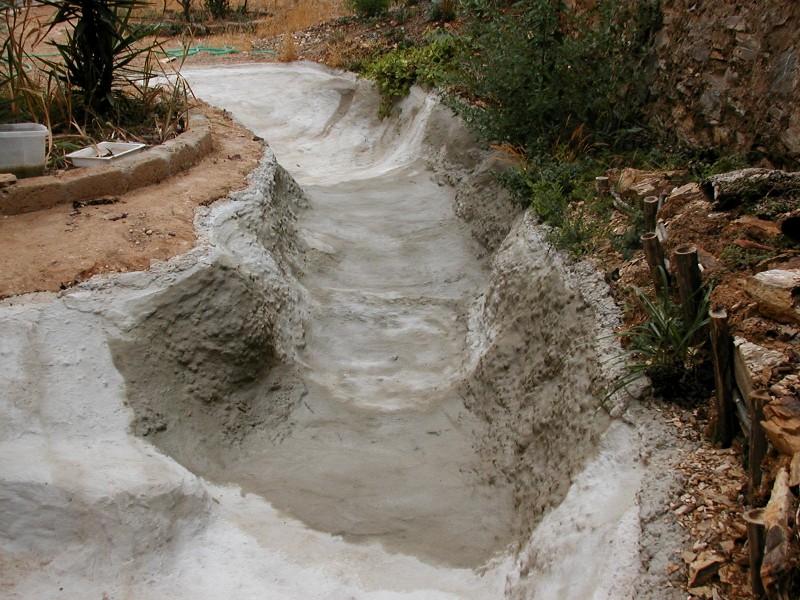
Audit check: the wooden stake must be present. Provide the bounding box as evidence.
[674,245,702,325]
[710,307,735,447]
[749,390,770,502]
[643,195,659,232]
[641,232,668,291]
[761,469,795,600]
[595,176,610,196]
[744,508,766,598]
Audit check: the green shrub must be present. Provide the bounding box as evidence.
[454,0,661,153]
[613,270,712,402]
[362,34,458,116]
[348,0,391,18]
[546,207,598,259]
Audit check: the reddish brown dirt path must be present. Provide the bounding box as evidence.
[0,105,261,299]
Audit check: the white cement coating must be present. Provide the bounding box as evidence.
[0,62,668,598]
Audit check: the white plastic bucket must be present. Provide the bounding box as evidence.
[0,123,49,178]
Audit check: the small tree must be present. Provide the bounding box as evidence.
[205,0,230,20]
[179,0,192,21]
[40,0,158,117]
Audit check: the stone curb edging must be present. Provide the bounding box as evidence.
[0,108,213,216]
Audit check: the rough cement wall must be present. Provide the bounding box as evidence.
[109,152,308,473]
[456,213,621,542]
[649,0,800,166]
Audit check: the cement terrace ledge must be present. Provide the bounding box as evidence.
[0,107,213,216]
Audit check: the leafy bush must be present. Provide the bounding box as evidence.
[362,34,458,116]
[454,0,661,153]
[204,0,230,20]
[546,207,598,259]
[348,0,390,18]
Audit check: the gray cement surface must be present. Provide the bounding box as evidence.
[0,62,680,599]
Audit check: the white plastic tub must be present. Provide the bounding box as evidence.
[0,123,49,178]
[66,142,146,167]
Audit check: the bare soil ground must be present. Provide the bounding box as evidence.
[0,105,261,299]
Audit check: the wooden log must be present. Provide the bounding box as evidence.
[733,386,751,437]
[641,232,669,291]
[674,245,702,325]
[702,168,800,209]
[760,469,796,600]
[643,195,659,232]
[710,308,735,447]
[733,338,788,403]
[749,390,770,501]
[744,508,766,598]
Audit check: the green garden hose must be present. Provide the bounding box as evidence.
[160,45,279,59]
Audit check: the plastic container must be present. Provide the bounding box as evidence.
[0,123,49,178]
[66,142,146,167]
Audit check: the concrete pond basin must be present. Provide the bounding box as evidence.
[0,63,679,599]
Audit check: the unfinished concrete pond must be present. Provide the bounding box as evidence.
[0,63,676,598]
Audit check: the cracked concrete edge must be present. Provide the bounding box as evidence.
[0,107,213,216]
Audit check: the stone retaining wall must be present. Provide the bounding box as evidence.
[648,1,800,167]
[0,108,213,215]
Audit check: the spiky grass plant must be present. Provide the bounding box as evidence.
[609,268,712,403]
[2,0,192,169]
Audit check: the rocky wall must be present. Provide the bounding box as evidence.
[649,1,800,167]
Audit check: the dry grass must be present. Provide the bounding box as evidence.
[278,29,298,61]
[152,0,346,53]
[253,0,345,37]
[154,0,346,34]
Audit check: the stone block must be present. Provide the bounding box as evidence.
[61,165,127,203]
[0,176,66,214]
[125,148,172,187]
